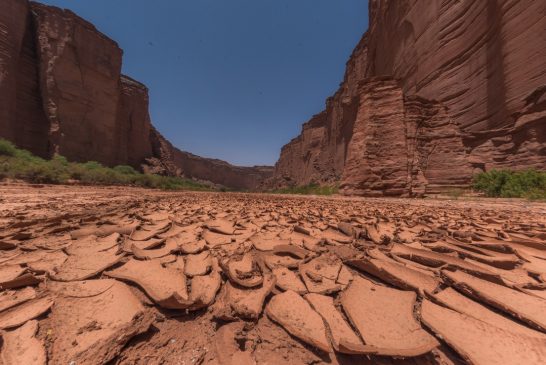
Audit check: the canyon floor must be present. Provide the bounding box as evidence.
[1,184,546,365]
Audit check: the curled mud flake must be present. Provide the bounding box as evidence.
[442,269,546,332]
[51,245,124,282]
[0,287,37,313]
[188,269,222,311]
[46,280,152,365]
[0,320,46,365]
[265,290,331,353]
[320,228,353,244]
[249,233,290,252]
[70,222,139,240]
[346,256,440,295]
[421,299,546,365]
[185,251,213,277]
[340,276,439,357]
[225,253,264,288]
[433,287,546,339]
[203,230,233,247]
[304,293,362,352]
[337,222,355,237]
[105,259,190,309]
[122,237,165,253]
[299,255,342,294]
[0,240,17,250]
[215,273,276,320]
[205,219,236,235]
[0,265,41,290]
[294,225,310,236]
[0,297,54,330]
[131,239,178,259]
[273,267,307,294]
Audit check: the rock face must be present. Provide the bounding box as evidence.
[116,76,154,169]
[31,3,124,165]
[147,130,273,190]
[270,0,546,196]
[341,78,472,196]
[0,0,49,157]
[0,0,272,189]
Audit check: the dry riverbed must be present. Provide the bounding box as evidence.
[1,184,546,364]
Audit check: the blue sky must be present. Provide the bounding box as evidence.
[39,0,369,166]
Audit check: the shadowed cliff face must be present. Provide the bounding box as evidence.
[0,0,50,157]
[270,0,546,196]
[146,128,273,190]
[0,0,272,190]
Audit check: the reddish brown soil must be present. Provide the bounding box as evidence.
[1,184,546,364]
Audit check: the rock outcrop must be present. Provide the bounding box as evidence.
[147,130,273,190]
[270,0,546,196]
[0,0,272,189]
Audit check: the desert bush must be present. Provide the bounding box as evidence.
[0,138,210,191]
[113,165,138,175]
[473,169,546,200]
[0,139,17,157]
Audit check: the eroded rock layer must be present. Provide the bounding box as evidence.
[271,0,546,195]
[147,132,274,190]
[0,0,272,189]
[340,78,472,196]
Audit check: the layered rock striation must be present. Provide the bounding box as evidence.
[340,78,472,196]
[271,0,546,196]
[147,130,273,190]
[0,0,271,189]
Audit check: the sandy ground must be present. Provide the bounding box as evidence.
[1,184,546,365]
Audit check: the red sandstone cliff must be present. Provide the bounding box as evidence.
[146,128,272,190]
[0,0,50,157]
[271,0,546,196]
[0,0,272,189]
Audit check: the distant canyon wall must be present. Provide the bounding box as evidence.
[270,0,546,196]
[0,0,271,189]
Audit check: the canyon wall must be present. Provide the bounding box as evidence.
[0,0,50,157]
[270,0,546,195]
[147,129,272,190]
[0,0,271,189]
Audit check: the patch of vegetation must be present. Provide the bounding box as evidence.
[473,169,546,200]
[446,188,466,200]
[271,183,338,196]
[0,138,210,191]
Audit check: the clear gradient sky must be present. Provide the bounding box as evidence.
[39,0,369,166]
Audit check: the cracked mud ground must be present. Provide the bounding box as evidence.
[1,185,546,365]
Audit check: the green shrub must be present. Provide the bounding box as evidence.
[52,154,69,166]
[82,161,103,170]
[113,165,138,175]
[473,169,546,200]
[0,138,210,191]
[0,139,17,156]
